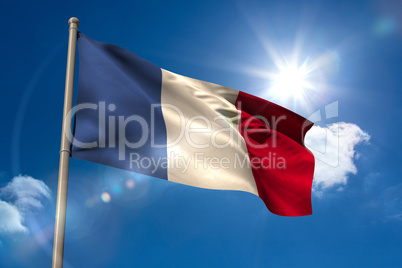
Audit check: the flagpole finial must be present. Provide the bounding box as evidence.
[68,17,80,27]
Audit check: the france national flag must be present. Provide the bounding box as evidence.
[71,33,315,216]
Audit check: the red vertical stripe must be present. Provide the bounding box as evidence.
[235,91,315,216]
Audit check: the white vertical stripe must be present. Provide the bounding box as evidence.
[161,69,258,195]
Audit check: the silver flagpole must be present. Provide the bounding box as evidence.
[52,17,79,268]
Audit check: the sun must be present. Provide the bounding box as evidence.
[270,64,312,99]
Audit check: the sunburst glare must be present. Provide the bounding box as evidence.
[270,63,312,100]
[261,55,326,114]
[259,49,340,115]
[235,6,343,115]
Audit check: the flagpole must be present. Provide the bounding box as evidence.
[52,17,79,268]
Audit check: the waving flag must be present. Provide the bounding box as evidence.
[71,33,315,216]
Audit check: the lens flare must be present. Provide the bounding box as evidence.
[126,179,135,189]
[101,192,111,203]
[112,185,122,194]
[85,198,95,208]
[373,16,397,37]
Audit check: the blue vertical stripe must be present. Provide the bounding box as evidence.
[71,33,168,180]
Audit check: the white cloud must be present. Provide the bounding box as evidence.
[0,200,28,234]
[0,175,51,236]
[0,175,51,212]
[305,122,370,193]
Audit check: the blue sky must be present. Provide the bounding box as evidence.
[1,0,402,267]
